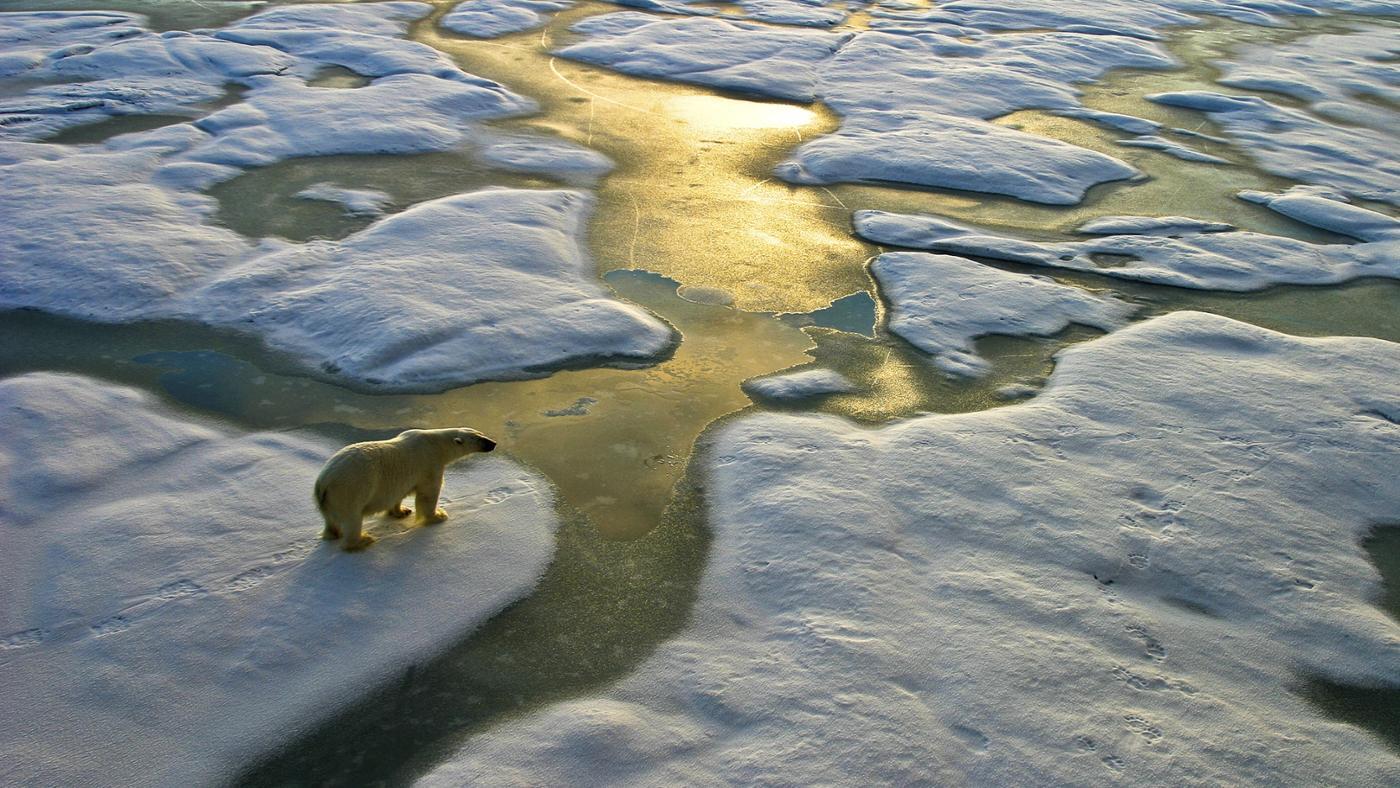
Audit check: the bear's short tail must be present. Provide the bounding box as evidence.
[314,481,329,513]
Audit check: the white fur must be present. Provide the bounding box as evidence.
[314,428,496,550]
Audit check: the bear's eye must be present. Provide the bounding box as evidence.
[454,437,464,445]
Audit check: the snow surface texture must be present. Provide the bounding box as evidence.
[440,0,575,39]
[295,183,393,216]
[853,188,1400,291]
[871,252,1136,376]
[419,311,1400,786]
[741,367,857,400]
[556,14,1172,202]
[0,373,561,786]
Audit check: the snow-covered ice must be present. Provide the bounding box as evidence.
[0,5,658,391]
[557,16,1175,202]
[558,14,848,102]
[295,182,393,216]
[741,367,857,400]
[871,252,1136,376]
[1116,134,1230,165]
[777,112,1140,204]
[0,372,561,786]
[1149,90,1400,206]
[853,189,1400,291]
[418,311,1400,786]
[735,0,847,28]
[440,0,575,39]
[1214,24,1400,132]
[875,0,1400,37]
[186,189,677,391]
[0,142,672,389]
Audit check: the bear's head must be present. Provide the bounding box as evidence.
[446,427,497,456]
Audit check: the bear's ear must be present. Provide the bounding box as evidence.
[453,437,465,445]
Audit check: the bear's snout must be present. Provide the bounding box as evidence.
[482,438,497,452]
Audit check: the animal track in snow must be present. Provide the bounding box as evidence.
[226,566,276,592]
[1125,624,1168,662]
[482,486,514,504]
[91,615,131,637]
[155,579,207,600]
[951,725,990,752]
[1,628,48,650]
[1124,714,1163,742]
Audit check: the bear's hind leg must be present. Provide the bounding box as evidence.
[340,517,376,551]
[415,473,448,524]
[320,511,341,540]
[388,501,411,518]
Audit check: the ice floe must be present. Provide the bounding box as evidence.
[742,367,858,400]
[0,140,671,388]
[875,0,1400,37]
[853,188,1400,290]
[776,111,1140,204]
[0,5,657,389]
[1148,90,1399,206]
[557,16,1173,202]
[186,189,677,391]
[295,182,393,216]
[441,0,575,38]
[558,13,848,102]
[871,252,1136,376]
[1116,134,1230,165]
[419,311,1400,786]
[0,372,560,786]
[1214,24,1400,131]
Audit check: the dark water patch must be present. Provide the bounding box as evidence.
[1362,524,1400,621]
[207,151,563,242]
[41,112,194,145]
[1301,679,1400,753]
[306,65,371,89]
[1298,524,1400,754]
[780,290,879,337]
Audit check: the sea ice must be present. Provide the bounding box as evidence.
[0,6,659,390]
[558,13,849,102]
[1116,134,1230,165]
[295,183,393,216]
[776,111,1140,204]
[853,191,1400,291]
[419,311,1400,786]
[441,0,575,38]
[871,252,1136,376]
[558,16,1172,202]
[736,0,847,28]
[0,372,561,786]
[185,189,677,391]
[1149,91,1399,205]
[742,368,858,400]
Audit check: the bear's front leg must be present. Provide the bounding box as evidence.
[415,473,448,524]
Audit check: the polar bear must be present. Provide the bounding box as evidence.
[314,428,497,551]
